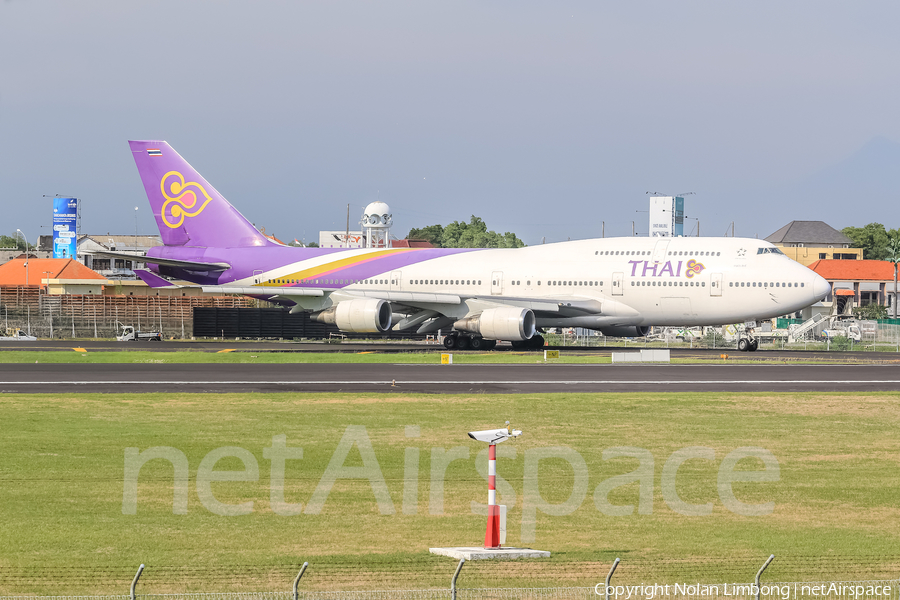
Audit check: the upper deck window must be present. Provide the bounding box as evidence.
[757,247,785,255]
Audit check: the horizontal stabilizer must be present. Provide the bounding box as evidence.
[202,285,326,297]
[134,269,181,288]
[89,251,231,271]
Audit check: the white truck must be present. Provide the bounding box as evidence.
[116,323,162,342]
[0,328,37,341]
[821,324,862,342]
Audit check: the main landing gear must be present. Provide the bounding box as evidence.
[443,332,545,351]
[737,330,759,352]
[443,332,497,350]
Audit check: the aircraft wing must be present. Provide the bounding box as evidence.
[89,251,231,271]
[202,285,616,319]
[199,284,640,333]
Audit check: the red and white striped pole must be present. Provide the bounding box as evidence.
[484,442,501,548]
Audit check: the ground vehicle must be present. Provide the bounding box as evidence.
[0,328,37,341]
[821,325,862,342]
[116,324,162,342]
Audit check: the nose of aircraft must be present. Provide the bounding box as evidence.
[812,274,831,300]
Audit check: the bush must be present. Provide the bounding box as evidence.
[828,335,853,351]
[703,329,725,347]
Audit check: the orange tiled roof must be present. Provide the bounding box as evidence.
[0,258,106,286]
[807,259,897,281]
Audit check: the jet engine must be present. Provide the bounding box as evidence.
[453,307,536,341]
[598,325,651,338]
[313,299,392,333]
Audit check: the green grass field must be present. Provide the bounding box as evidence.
[1,390,899,594]
[0,349,891,365]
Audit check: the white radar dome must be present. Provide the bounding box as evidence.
[363,202,392,228]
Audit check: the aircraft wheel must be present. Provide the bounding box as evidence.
[443,334,458,350]
[749,339,759,351]
[528,334,545,349]
[483,339,497,350]
[457,335,471,350]
[737,338,749,352]
[469,336,485,350]
[511,340,525,349]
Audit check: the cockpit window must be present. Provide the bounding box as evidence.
[757,247,784,255]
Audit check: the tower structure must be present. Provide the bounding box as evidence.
[362,201,392,248]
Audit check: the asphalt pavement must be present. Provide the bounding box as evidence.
[1,362,897,394]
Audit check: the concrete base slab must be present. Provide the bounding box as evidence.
[429,547,551,560]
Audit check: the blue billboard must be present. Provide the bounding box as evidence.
[52,197,78,259]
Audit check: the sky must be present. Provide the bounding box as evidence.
[2,1,899,246]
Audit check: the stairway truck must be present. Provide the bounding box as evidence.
[116,325,162,342]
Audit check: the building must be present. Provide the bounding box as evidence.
[389,239,434,249]
[807,259,898,316]
[649,196,685,237]
[319,230,364,248]
[765,221,862,266]
[0,258,107,294]
[76,234,163,278]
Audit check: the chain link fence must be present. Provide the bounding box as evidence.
[1,556,897,600]
[0,583,897,600]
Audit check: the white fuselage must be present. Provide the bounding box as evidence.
[233,237,829,328]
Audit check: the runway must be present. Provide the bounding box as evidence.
[2,362,899,393]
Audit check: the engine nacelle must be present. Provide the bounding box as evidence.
[313,299,392,333]
[454,307,536,341]
[598,325,651,338]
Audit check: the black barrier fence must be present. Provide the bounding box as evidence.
[192,307,429,340]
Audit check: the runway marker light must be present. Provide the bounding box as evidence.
[468,421,522,549]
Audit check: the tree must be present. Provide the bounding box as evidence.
[412,216,525,249]
[0,233,27,251]
[886,237,900,318]
[853,303,888,320]
[407,224,444,247]
[842,223,892,260]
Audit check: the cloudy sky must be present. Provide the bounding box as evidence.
[2,1,899,246]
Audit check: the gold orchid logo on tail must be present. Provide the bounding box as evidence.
[160,171,213,228]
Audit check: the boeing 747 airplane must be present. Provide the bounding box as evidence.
[97,141,831,351]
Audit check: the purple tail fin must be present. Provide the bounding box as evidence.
[129,141,270,248]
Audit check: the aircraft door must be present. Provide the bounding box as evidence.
[652,240,670,265]
[612,272,623,296]
[491,271,503,295]
[710,273,722,297]
[253,270,263,284]
[390,271,402,291]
